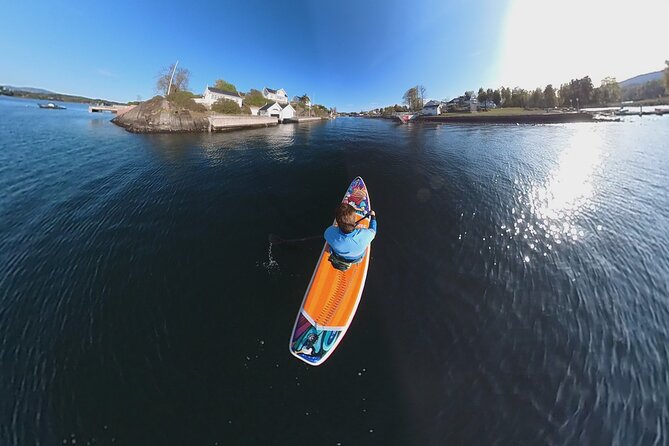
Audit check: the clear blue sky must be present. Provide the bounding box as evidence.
[1,0,666,111]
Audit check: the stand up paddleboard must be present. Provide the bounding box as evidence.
[289,177,372,366]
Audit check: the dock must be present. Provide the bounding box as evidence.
[208,115,278,131]
[89,104,136,116]
[283,117,323,123]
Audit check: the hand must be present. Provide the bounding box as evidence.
[370,210,376,217]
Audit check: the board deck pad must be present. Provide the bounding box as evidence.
[289,177,371,365]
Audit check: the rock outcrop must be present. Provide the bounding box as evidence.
[112,96,209,133]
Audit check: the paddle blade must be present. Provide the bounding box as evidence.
[268,234,283,244]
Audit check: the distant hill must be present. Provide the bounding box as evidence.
[0,85,124,105]
[4,85,55,94]
[619,71,663,89]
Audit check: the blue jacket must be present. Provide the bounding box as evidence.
[324,217,377,261]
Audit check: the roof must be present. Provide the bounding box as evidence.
[423,100,441,107]
[259,102,278,111]
[207,87,240,97]
[265,87,286,96]
[281,103,294,110]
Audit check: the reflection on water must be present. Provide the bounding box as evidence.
[508,127,603,259]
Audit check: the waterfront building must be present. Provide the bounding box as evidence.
[195,86,243,109]
[263,87,289,104]
[259,101,295,121]
[422,100,442,115]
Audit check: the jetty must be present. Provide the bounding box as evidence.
[283,117,323,123]
[89,104,135,115]
[208,115,278,131]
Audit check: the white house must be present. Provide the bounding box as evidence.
[469,96,478,112]
[292,95,312,107]
[259,102,295,121]
[263,87,288,104]
[195,86,243,109]
[422,100,442,115]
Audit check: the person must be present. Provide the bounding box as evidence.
[324,203,377,269]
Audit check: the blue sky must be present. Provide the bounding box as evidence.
[1,0,666,111]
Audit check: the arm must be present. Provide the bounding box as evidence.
[368,213,377,233]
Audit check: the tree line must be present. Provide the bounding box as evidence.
[472,76,626,109]
[392,61,669,113]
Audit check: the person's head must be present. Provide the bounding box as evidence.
[335,203,357,233]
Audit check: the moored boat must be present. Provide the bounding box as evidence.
[394,112,418,124]
[38,103,66,110]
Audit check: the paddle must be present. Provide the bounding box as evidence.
[269,211,372,245]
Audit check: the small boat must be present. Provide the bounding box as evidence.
[38,102,66,110]
[394,112,418,124]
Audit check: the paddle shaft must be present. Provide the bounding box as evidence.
[270,211,373,245]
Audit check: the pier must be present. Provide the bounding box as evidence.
[208,115,278,131]
[283,117,323,123]
[88,104,135,115]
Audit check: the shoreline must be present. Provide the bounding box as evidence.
[419,112,594,124]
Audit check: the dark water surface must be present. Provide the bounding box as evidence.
[1,96,669,445]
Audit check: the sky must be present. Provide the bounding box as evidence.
[0,0,667,111]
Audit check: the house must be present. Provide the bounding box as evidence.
[263,87,289,104]
[478,99,497,110]
[292,95,311,107]
[422,100,442,115]
[258,102,295,121]
[195,86,243,108]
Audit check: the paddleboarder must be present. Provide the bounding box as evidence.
[324,203,377,270]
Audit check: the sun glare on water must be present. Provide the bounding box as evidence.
[504,127,604,260]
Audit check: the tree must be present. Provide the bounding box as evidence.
[403,85,425,111]
[500,87,511,107]
[166,90,206,112]
[544,84,556,108]
[511,87,528,107]
[664,60,669,94]
[529,87,544,108]
[477,87,487,108]
[156,63,190,95]
[214,79,237,93]
[492,89,502,107]
[243,89,267,107]
[211,98,242,114]
[595,77,620,105]
[418,85,426,109]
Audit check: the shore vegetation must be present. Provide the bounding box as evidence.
[156,63,190,96]
[166,90,206,112]
[212,98,245,114]
[214,79,237,93]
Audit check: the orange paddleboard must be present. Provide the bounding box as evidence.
[289,177,372,366]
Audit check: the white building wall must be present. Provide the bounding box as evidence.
[422,105,441,115]
[280,105,295,120]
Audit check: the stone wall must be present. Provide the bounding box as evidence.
[208,115,278,131]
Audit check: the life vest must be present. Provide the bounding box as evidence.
[328,249,363,271]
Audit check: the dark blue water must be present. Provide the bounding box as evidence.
[1,96,669,445]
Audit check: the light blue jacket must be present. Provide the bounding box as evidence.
[324,217,377,261]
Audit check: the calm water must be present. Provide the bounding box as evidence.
[1,96,669,445]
